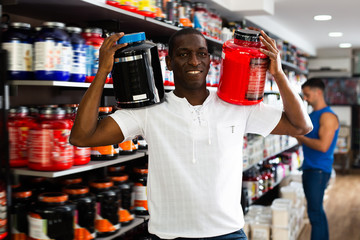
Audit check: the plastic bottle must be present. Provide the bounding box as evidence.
[82,28,110,83]
[109,173,135,226]
[2,22,33,80]
[133,166,148,215]
[193,2,209,36]
[0,179,7,240]
[63,184,97,240]
[66,27,86,82]
[11,187,33,239]
[28,107,74,171]
[8,106,37,167]
[89,180,120,237]
[218,29,269,105]
[34,22,72,81]
[91,107,118,160]
[28,192,75,240]
[112,32,164,108]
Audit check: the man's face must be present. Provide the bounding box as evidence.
[302,86,320,107]
[166,34,210,90]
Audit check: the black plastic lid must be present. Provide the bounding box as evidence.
[234,29,261,42]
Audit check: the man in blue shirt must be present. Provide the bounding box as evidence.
[295,78,339,240]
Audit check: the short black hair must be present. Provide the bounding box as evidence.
[168,28,208,57]
[302,78,325,91]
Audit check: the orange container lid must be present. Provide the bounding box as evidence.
[39,192,68,203]
[90,180,114,189]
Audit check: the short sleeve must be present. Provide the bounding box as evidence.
[245,102,282,137]
[109,108,146,142]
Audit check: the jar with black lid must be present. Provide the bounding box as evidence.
[11,187,33,239]
[133,166,149,215]
[89,179,120,237]
[28,192,75,240]
[109,173,135,226]
[63,184,96,240]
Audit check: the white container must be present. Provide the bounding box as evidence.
[272,226,291,240]
[271,198,292,227]
[250,220,270,240]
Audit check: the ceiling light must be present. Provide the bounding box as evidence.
[328,32,343,37]
[339,43,352,48]
[314,15,332,21]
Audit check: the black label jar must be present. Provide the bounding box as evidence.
[112,32,164,108]
[63,184,96,240]
[89,179,120,237]
[133,166,149,215]
[28,192,75,240]
[11,187,33,239]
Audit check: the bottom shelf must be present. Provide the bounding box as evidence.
[97,216,149,240]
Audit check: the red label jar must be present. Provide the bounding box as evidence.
[218,29,269,105]
[28,107,74,171]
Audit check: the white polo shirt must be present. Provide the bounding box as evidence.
[110,91,282,239]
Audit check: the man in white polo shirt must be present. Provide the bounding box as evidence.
[70,28,312,239]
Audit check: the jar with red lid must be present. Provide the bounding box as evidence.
[63,184,96,240]
[193,2,209,35]
[242,168,260,202]
[28,107,74,171]
[91,107,118,160]
[8,106,37,167]
[28,192,75,240]
[133,166,148,215]
[109,173,135,226]
[64,106,91,166]
[11,186,33,239]
[89,179,120,237]
[218,29,269,105]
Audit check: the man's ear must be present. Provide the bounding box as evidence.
[165,55,172,71]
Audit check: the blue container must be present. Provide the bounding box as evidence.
[66,27,86,82]
[2,22,33,80]
[34,22,71,81]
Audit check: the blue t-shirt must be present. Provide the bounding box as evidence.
[302,106,339,173]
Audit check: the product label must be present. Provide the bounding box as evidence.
[134,184,148,211]
[246,58,269,100]
[28,215,52,239]
[35,40,72,72]
[85,45,101,77]
[138,0,155,12]
[9,126,30,161]
[28,129,73,164]
[2,42,33,71]
[71,44,86,75]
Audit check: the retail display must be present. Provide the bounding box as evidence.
[218,29,269,105]
[28,192,75,240]
[112,32,165,108]
[34,22,72,81]
[2,22,33,80]
[63,184,97,240]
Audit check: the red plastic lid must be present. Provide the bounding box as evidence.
[39,192,68,203]
[109,174,129,182]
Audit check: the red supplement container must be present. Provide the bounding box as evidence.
[63,184,97,240]
[218,29,269,105]
[28,192,75,240]
[28,107,74,171]
[89,180,120,237]
[8,106,37,167]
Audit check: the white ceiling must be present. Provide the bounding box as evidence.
[205,0,360,56]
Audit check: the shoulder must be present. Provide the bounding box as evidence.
[320,111,339,129]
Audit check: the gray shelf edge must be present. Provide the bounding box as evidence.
[10,80,114,89]
[97,217,148,240]
[11,152,146,178]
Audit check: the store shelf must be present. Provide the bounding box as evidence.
[11,152,146,178]
[97,216,149,240]
[282,60,308,75]
[10,80,114,88]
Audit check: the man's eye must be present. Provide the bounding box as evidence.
[199,52,208,57]
[179,53,188,57]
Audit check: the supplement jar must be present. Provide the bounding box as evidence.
[11,187,33,239]
[63,184,96,240]
[2,22,33,80]
[0,179,7,240]
[89,179,120,237]
[8,106,36,167]
[112,32,164,108]
[217,29,269,105]
[91,107,118,160]
[133,166,148,215]
[28,192,75,240]
[34,22,72,81]
[28,107,74,171]
[109,173,135,226]
[66,27,86,82]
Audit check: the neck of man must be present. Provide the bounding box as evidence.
[173,87,209,106]
[312,98,328,111]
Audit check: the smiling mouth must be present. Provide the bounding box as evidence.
[187,70,202,74]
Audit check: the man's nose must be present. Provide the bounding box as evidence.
[188,53,200,66]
